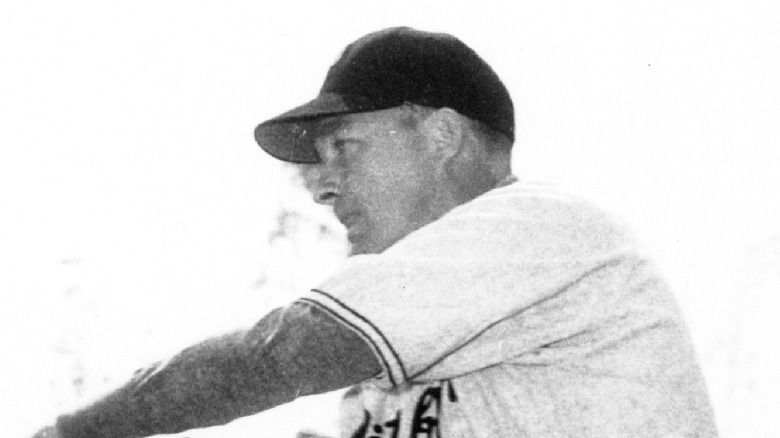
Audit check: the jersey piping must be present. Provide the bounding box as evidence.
[300,289,408,385]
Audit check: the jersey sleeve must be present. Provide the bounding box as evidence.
[298,183,638,387]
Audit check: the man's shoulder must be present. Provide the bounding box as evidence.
[444,178,613,231]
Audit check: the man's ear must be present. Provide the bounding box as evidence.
[425,108,465,161]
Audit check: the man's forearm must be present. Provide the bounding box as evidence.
[56,308,299,437]
[54,304,381,438]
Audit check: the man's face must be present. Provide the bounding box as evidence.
[299,108,438,256]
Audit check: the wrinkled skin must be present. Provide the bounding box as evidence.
[299,108,441,256]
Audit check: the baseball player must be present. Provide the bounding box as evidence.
[32,27,718,438]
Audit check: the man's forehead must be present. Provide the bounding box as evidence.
[311,116,352,139]
[311,108,402,139]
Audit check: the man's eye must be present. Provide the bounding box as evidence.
[332,139,348,154]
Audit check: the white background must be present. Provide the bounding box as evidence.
[1,1,778,437]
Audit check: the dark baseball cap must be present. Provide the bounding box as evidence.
[254,27,514,163]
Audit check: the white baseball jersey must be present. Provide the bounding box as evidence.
[298,179,718,438]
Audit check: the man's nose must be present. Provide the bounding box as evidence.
[300,165,339,206]
[313,177,338,205]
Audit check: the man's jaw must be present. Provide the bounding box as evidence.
[334,206,365,255]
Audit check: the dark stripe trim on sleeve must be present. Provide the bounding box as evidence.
[307,288,408,383]
[298,297,397,387]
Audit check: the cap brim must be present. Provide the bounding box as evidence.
[254,93,395,164]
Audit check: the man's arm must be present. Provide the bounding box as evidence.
[48,303,381,438]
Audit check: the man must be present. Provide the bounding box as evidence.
[33,27,718,438]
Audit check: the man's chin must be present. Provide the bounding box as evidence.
[347,243,370,257]
[347,238,381,257]
[347,231,406,256]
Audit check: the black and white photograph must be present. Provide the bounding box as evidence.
[2,1,778,437]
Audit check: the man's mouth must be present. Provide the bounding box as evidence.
[335,211,365,241]
[343,215,361,233]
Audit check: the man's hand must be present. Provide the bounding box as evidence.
[31,426,61,438]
